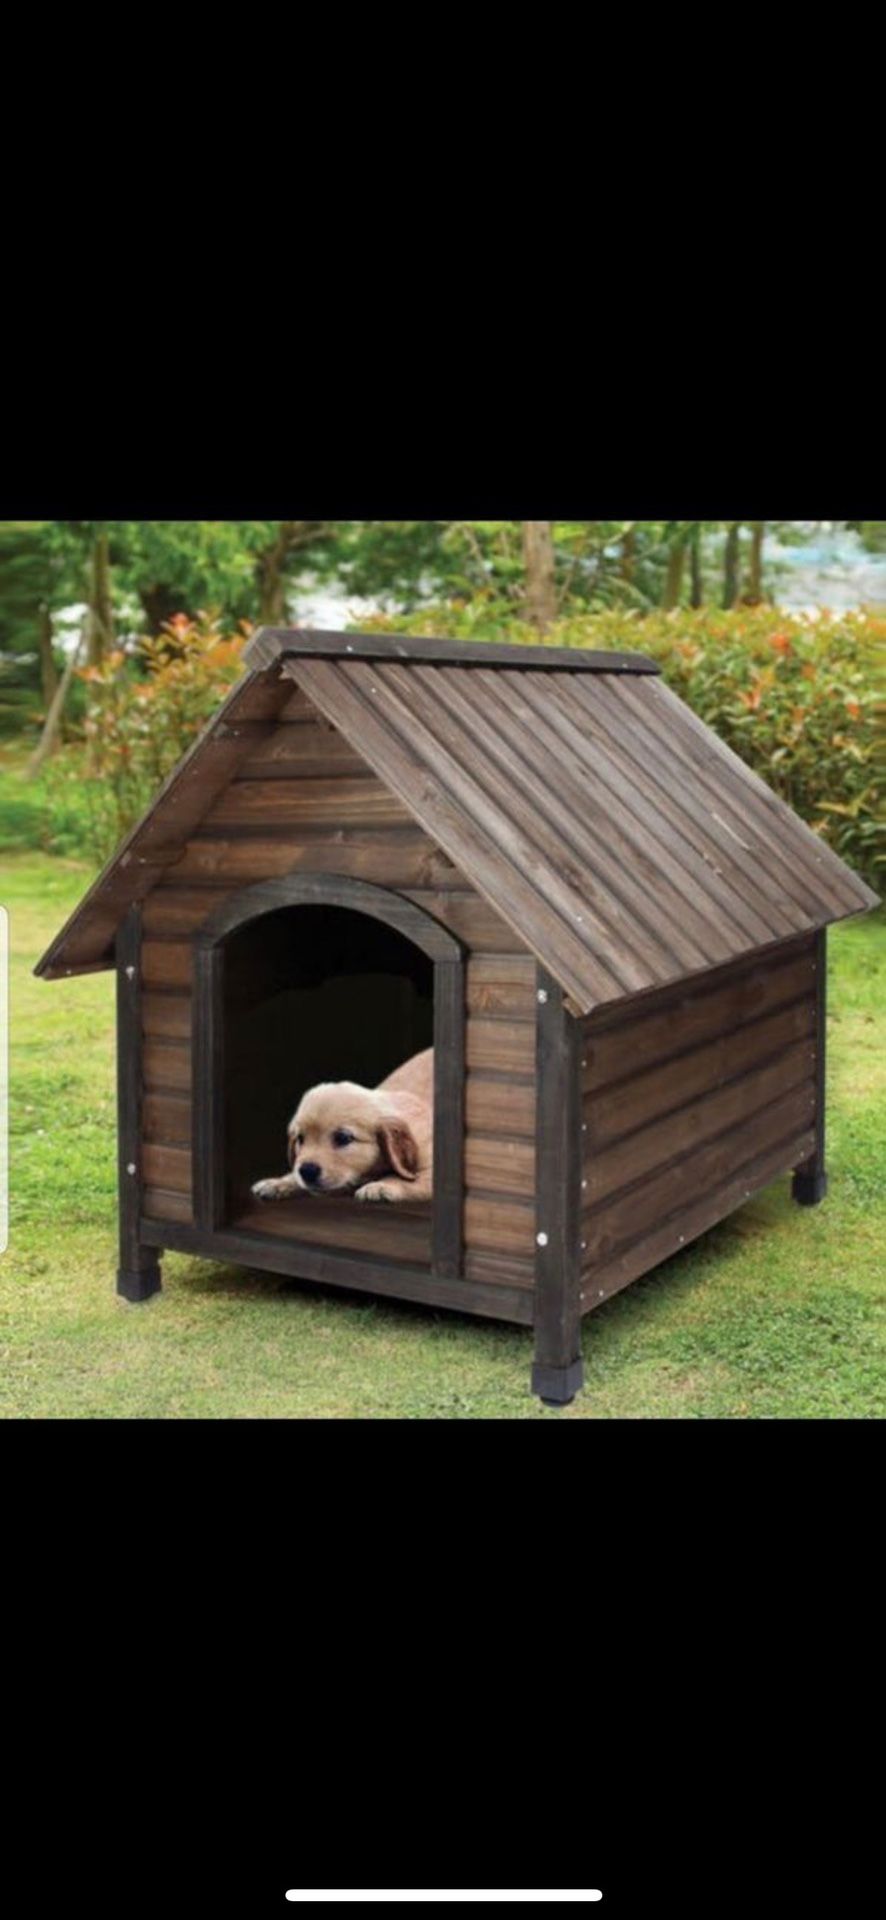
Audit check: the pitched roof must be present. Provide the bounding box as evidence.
[36,628,878,1011]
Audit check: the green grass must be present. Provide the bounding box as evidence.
[1,851,884,1418]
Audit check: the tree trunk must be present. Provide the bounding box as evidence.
[522,522,557,632]
[620,525,636,585]
[38,603,59,707]
[747,521,765,603]
[88,527,115,664]
[257,521,299,624]
[689,525,703,607]
[723,522,741,608]
[27,625,86,777]
[256,520,327,624]
[140,583,190,634]
[662,532,687,609]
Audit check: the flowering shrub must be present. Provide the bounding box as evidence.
[43,613,248,863]
[356,605,884,880]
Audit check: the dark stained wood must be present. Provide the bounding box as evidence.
[645,676,879,916]
[207,776,413,831]
[465,1074,535,1138]
[193,945,225,1231]
[116,907,162,1300]
[585,998,816,1147]
[143,1092,192,1145]
[139,1216,535,1324]
[464,1192,536,1259]
[143,1186,193,1225]
[194,871,464,963]
[35,668,291,980]
[234,1200,432,1264]
[143,1142,191,1191]
[155,831,460,894]
[619,675,873,923]
[566,675,803,944]
[432,956,465,1280]
[143,993,191,1039]
[582,941,815,1081]
[293,657,620,1008]
[238,722,366,779]
[142,943,193,990]
[585,1039,815,1207]
[523,670,790,948]
[583,1081,817,1264]
[581,1123,816,1311]
[465,1136,535,1193]
[402,893,525,953]
[382,661,705,989]
[455,664,738,975]
[143,1038,190,1092]
[245,625,661,676]
[532,969,583,1400]
[793,926,828,1205]
[465,954,537,1020]
[464,1248,535,1290]
[466,1020,535,1075]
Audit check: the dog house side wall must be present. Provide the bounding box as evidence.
[135,686,538,1301]
[578,933,821,1311]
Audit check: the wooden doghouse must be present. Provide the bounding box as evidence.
[36,630,878,1405]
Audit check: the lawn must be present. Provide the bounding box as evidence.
[1,849,884,1418]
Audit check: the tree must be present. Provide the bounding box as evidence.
[723,522,742,608]
[689,525,703,608]
[661,524,695,609]
[0,521,83,724]
[88,523,115,664]
[744,521,765,603]
[113,522,330,635]
[521,523,558,631]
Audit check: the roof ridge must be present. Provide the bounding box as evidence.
[243,626,660,676]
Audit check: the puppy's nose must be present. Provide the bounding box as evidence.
[299,1162,322,1188]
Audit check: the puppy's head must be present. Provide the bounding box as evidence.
[287,1083,420,1195]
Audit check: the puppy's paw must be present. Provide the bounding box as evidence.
[356,1180,396,1203]
[252,1177,288,1202]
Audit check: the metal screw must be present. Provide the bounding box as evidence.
[127,1163,136,1177]
[582,1180,587,1191]
[125,965,136,981]
[537,989,548,1004]
[581,1242,587,1252]
[598,1289,605,1299]
[536,1232,549,1248]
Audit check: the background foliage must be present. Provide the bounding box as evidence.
[0,519,882,879]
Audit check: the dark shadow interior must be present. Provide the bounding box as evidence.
[222,904,434,1216]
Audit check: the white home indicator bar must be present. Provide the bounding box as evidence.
[285,1896,603,1905]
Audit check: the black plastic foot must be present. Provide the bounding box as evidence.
[792,1169,828,1207]
[117,1263,162,1303]
[531,1357,584,1406]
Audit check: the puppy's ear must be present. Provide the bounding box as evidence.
[377,1119,419,1182]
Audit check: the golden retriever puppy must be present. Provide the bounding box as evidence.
[251,1047,433,1205]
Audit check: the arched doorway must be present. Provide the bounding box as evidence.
[192,875,465,1279]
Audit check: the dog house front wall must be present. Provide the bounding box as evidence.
[578,932,821,1310]
[137,686,539,1304]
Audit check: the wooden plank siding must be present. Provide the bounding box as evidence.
[578,936,819,1312]
[137,691,537,1296]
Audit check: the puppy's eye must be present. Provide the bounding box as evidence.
[295,1133,304,1148]
[332,1129,355,1149]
